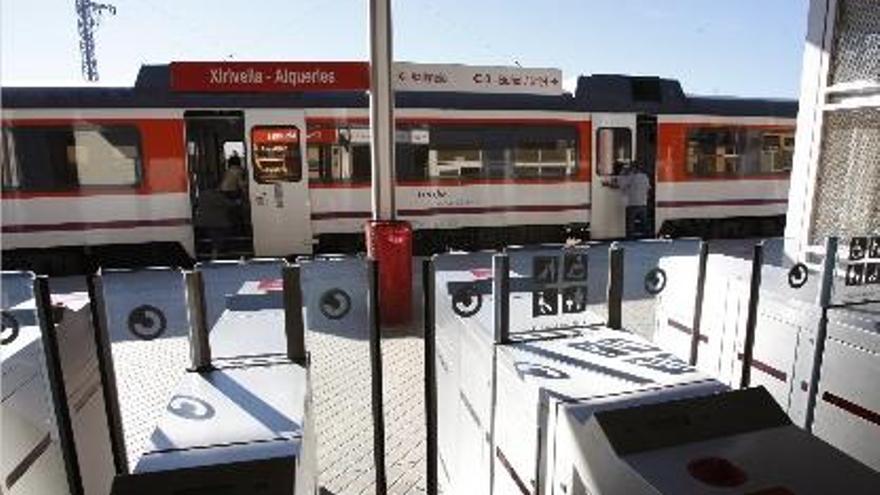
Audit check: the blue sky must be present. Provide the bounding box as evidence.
[2,0,808,98]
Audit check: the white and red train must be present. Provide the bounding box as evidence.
[1,62,796,271]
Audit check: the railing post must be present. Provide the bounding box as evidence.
[607,243,625,330]
[282,263,307,365]
[740,242,764,389]
[34,276,85,495]
[367,258,388,495]
[689,241,710,366]
[493,253,510,344]
[184,270,212,371]
[422,259,438,495]
[804,236,838,432]
[86,272,129,475]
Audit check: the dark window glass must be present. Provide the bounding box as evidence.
[351,145,372,182]
[307,143,337,182]
[303,124,578,183]
[428,125,577,180]
[252,126,302,183]
[596,127,632,175]
[686,127,794,176]
[396,142,429,180]
[1,125,142,191]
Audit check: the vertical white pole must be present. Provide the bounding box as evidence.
[369,0,396,220]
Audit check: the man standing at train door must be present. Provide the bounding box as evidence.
[220,152,248,234]
[619,163,651,238]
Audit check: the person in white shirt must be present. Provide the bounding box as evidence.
[617,163,651,238]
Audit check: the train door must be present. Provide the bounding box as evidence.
[185,111,252,259]
[590,113,636,239]
[636,114,658,234]
[244,109,313,256]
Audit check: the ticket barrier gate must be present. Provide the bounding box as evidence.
[654,237,880,472]
[1,259,330,495]
[2,272,115,495]
[106,261,317,494]
[426,243,880,495]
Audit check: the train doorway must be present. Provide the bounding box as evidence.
[185,111,253,259]
[591,113,636,239]
[636,114,658,235]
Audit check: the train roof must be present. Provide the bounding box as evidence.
[1,64,797,118]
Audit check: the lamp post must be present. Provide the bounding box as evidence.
[365,0,413,326]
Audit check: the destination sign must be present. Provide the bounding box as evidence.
[394,62,563,95]
[171,61,563,95]
[170,61,370,92]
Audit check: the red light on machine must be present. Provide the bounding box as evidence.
[365,220,413,327]
[686,457,748,488]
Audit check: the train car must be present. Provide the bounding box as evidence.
[0,62,796,272]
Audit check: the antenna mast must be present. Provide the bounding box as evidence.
[75,0,116,81]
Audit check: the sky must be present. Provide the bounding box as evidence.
[1,0,809,98]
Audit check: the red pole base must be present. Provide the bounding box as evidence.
[365,220,413,326]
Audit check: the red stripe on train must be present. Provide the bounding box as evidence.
[658,198,788,208]
[311,203,591,220]
[2,218,191,233]
[308,177,590,189]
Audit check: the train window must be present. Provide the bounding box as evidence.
[223,141,245,162]
[0,130,17,189]
[251,126,302,183]
[73,127,141,186]
[429,125,577,180]
[306,126,344,182]
[596,127,632,175]
[303,124,578,183]
[761,132,795,172]
[686,127,794,176]
[397,142,429,180]
[1,125,142,191]
[351,145,372,181]
[513,136,575,178]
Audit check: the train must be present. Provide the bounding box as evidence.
[0,62,796,272]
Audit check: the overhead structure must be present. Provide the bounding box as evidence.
[75,0,116,82]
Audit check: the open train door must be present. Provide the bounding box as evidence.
[590,112,636,239]
[245,109,314,256]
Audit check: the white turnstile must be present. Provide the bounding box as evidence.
[2,273,115,495]
[654,239,880,471]
[433,244,880,495]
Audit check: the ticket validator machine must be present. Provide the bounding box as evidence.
[428,242,880,495]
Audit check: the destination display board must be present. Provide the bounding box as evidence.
[394,62,563,95]
[170,61,563,95]
[170,61,370,92]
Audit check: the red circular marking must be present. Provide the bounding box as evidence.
[687,457,748,488]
